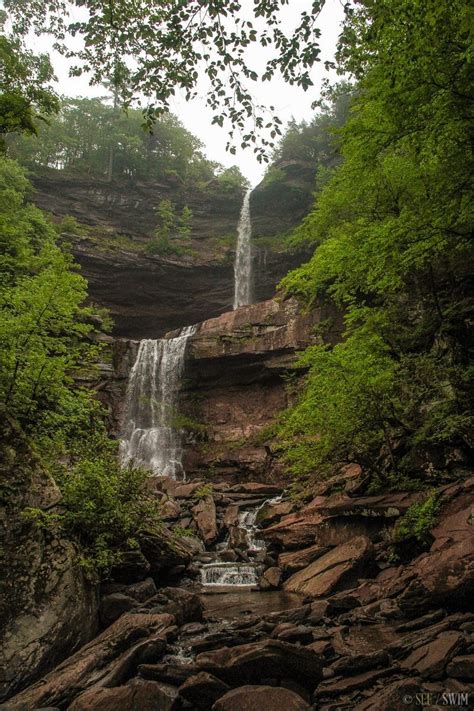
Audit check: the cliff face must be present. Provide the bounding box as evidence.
[30,161,314,338]
[100,297,342,481]
[0,416,98,701]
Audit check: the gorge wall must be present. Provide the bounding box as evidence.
[30,159,315,339]
[94,297,343,483]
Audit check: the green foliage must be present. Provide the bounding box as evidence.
[146,199,193,256]
[0,157,102,435]
[173,525,195,538]
[55,450,161,578]
[7,96,217,185]
[0,11,59,149]
[56,214,88,236]
[279,0,474,485]
[193,483,213,500]
[215,166,249,193]
[393,494,440,545]
[4,2,329,161]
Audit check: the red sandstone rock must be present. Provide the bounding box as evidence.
[179,671,230,709]
[446,655,474,680]
[192,496,218,544]
[353,677,423,711]
[400,631,463,679]
[212,685,311,710]
[283,536,373,597]
[278,543,332,574]
[259,567,282,590]
[196,639,322,690]
[5,613,175,709]
[68,678,178,710]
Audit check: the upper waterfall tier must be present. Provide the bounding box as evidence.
[233,188,253,309]
[119,325,196,478]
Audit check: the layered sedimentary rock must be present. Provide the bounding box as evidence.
[100,297,342,480]
[30,162,314,338]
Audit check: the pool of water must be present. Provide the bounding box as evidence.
[200,590,303,619]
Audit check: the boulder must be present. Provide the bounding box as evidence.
[99,593,138,626]
[196,639,322,690]
[223,504,240,529]
[139,527,201,574]
[179,672,230,709]
[126,577,158,602]
[400,631,463,679]
[192,496,218,544]
[271,624,313,644]
[213,685,311,710]
[315,668,393,698]
[68,679,178,711]
[143,587,203,625]
[259,513,324,549]
[0,416,98,701]
[110,549,151,583]
[256,500,295,527]
[278,544,331,574]
[283,536,373,597]
[4,613,174,709]
[446,655,474,680]
[259,567,282,590]
[160,498,182,520]
[394,494,474,616]
[138,662,199,685]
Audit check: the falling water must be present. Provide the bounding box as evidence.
[237,509,266,552]
[201,562,260,587]
[233,188,253,309]
[120,325,196,478]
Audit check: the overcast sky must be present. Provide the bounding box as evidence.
[29,0,345,186]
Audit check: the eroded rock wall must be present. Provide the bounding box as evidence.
[0,416,98,701]
[29,163,314,338]
[102,297,342,482]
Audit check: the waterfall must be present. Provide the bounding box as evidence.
[120,325,196,478]
[200,562,260,587]
[237,509,266,552]
[233,188,253,309]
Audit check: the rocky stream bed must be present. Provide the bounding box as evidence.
[2,470,473,711]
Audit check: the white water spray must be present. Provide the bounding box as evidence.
[120,325,196,478]
[233,188,253,309]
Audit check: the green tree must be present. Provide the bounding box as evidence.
[3,1,333,160]
[0,157,98,437]
[147,199,194,256]
[7,96,219,185]
[0,10,58,149]
[279,0,474,486]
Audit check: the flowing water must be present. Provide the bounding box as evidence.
[120,325,196,478]
[233,188,253,309]
[201,501,270,590]
[200,562,260,587]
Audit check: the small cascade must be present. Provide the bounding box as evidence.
[236,508,266,552]
[201,500,273,591]
[120,325,196,478]
[201,562,260,587]
[233,188,253,309]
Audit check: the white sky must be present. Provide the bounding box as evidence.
[27,0,345,186]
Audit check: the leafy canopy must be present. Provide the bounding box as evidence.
[279,0,474,485]
[0,11,59,148]
[4,0,331,160]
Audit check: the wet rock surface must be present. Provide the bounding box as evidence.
[3,474,474,710]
